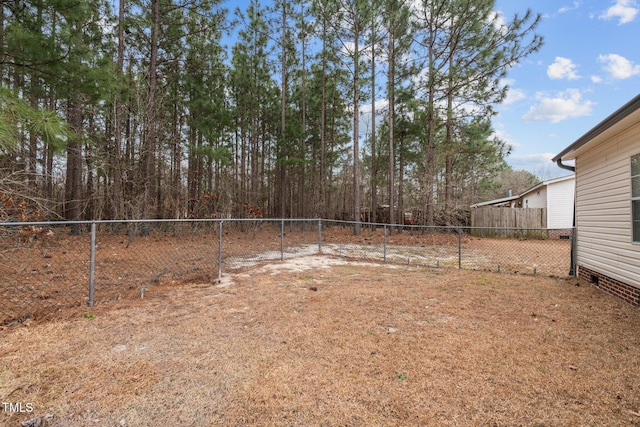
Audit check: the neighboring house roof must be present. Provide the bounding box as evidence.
[552,93,640,163]
[470,195,520,208]
[470,174,574,208]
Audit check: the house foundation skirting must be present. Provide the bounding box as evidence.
[578,265,640,307]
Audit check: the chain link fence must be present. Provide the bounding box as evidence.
[320,220,573,276]
[0,218,574,325]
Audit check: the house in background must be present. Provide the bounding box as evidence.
[470,174,575,235]
[516,174,575,230]
[552,93,640,306]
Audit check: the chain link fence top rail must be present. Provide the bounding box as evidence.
[0,218,573,325]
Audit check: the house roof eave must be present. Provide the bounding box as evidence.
[470,195,520,208]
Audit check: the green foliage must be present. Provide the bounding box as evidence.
[0,88,70,155]
[0,0,542,222]
[192,145,233,165]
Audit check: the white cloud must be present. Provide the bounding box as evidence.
[591,75,603,83]
[599,0,639,25]
[547,57,580,80]
[558,1,581,13]
[489,10,508,31]
[359,99,389,115]
[503,87,527,105]
[497,78,526,106]
[491,126,518,148]
[598,53,640,79]
[522,89,595,123]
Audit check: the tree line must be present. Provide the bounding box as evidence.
[0,0,542,231]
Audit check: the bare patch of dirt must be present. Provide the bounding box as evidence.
[1,256,639,426]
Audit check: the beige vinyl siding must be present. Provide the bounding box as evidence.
[575,121,640,289]
[546,178,575,229]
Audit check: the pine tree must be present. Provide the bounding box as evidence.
[413,0,542,225]
[327,0,372,234]
[231,0,278,216]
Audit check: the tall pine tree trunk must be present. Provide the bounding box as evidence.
[444,51,454,225]
[298,4,307,218]
[388,17,396,233]
[65,100,83,234]
[352,23,361,235]
[142,0,159,221]
[425,1,436,227]
[112,0,125,219]
[278,3,287,218]
[370,18,377,227]
[320,21,328,219]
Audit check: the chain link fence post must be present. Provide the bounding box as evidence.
[218,220,223,281]
[570,227,577,276]
[280,219,285,261]
[458,227,462,270]
[88,221,96,307]
[318,219,322,253]
[383,224,387,263]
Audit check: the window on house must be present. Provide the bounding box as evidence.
[632,154,640,242]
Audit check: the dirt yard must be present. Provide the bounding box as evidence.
[1,256,639,426]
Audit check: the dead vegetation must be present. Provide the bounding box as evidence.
[1,257,639,426]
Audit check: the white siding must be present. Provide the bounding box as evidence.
[546,178,575,229]
[522,186,547,209]
[575,121,640,289]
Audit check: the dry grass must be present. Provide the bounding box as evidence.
[1,256,640,426]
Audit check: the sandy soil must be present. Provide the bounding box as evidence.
[1,255,639,426]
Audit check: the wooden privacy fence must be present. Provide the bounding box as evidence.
[471,208,546,237]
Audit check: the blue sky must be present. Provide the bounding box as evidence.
[493,0,640,178]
